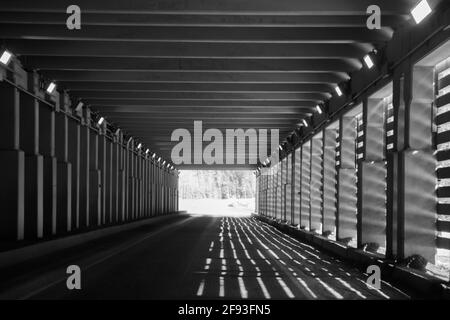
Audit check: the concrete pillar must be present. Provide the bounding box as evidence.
[386,73,406,259]
[105,138,112,224]
[119,137,126,222]
[20,91,43,239]
[323,127,338,237]
[68,117,80,230]
[0,82,25,241]
[310,133,323,233]
[79,109,90,228]
[111,134,119,223]
[358,96,388,251]
[281,157,286,221]
[39,102,57,237]
[98,129,107,225]
[293,147,301,226]
[337,115,358,245]
[400,65,437,263]
[55,94,72,234]
[287,153,293,224]
[89,128,101,227]
[300,141,311,229]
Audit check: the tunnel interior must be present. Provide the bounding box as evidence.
[0,0,449,301]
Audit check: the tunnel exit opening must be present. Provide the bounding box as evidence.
[178,170,255,216]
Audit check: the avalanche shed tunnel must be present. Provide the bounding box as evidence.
[0,0,449,302]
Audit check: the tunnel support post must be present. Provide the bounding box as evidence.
[290,151,296,224]
[293,147,301,226]
[68,112,80,230]
[399,65,437,263]
[79,108,91,229]
[89,123,100,227]
[358,96,387,251]
[118,133,126,222]
[310,133,323,233]
[281,156,286,222]
[40,91,57,237]
[98,123,107,225]
[111,133,119,223]
[0,81,25,241]
[21,72,44,239]
[322,127,338,237]
[337,115,358,245]
[300,142,311,230]
[55,93,72,234]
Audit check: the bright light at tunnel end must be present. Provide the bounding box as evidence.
[411,0,432,24]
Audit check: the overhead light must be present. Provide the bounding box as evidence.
[335,85,343,97]
[278,145,283,151]
[316,105,323,114]
[46,82,56,94]
[75,101,84,112]
[137,143,142,150]
[0,50,12,65]
[158,157,161,162]
[302,119,309,127]
[167,163,170,168]
[411,0,432,24]
[152,153,156,158]
[114,128,121,135]
[162,160,166,165]
[363,54,374,69]
[145,149,150,154]
[97,117,105,125]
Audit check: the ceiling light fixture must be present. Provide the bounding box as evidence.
[411,0,432,24]
[0,50,12,65]
[316,105,323,114]
[363,54,374,69]
[46,82,56,94]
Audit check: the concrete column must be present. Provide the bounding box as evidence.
[111,134,119,223]
[55,94,72,234]
[288,153,293,224]
[105,138,113,224]
[98,132,107,225]
[358,96,388,251]
[386,73,406,259]
[0,82,25,241]
[300,141,311,229]
[79,109,90,228]
[20,91,43,239]
[310,133,323,233]
[119,136,126,222]
[68,117,80,230]
[281,157,286,221]
[337,115,358,245]
[293,147,301,226]
[323,128,338,237]
[400,65,437,263]
[89,128,100,227]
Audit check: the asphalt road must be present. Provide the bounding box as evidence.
[0,214,410,299]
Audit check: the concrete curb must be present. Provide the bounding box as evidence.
[0,211,186,270]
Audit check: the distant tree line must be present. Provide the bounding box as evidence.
[179,170,255,199]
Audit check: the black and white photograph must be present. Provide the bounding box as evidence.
[0,0,449,312]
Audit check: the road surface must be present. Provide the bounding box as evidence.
[0,214,409,299]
